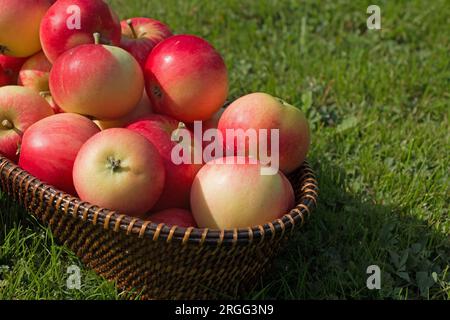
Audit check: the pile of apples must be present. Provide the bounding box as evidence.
[0,0,311,230]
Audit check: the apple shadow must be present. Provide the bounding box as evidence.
[244,157,449,299]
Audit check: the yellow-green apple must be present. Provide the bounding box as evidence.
[19,113,100,194]
[0,0,53,57]
[144,34,228,122]
[146,208,197,228]
[40,0,121,63]
[18,52,52,93]
[120,17,172,69]
[73,128,165,217]
[49,34,144,120]
[94,92,152,130]
[127,115,202,210]
[0,86,53,162]
[191,156,295,229]
[0,55,27,85]
[218,93,311,174]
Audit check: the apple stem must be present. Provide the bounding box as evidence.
[172,122,187,141]
[39,91,51,98]
[1,119,13,130]
[93,33,101,45]
[16,142,21,156]
[127,19,138,39]
[1,119,23,136]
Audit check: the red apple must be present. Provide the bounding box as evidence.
[0,86,53,162]
[19,113,100,194]
[127,115,202,211]
[144,35,228,122]
[120,17,172,69]
[73,128,165,217]
[190,156,295,229]
[0,55,27,85]
[0,0,53,57]
[95,92,152,130]
[218,93,311,174]
[146,208,197,228]
[40,0,121,63]
[49,34,144,120]
[18,52,52,92]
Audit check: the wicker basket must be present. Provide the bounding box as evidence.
[0,155,318,299]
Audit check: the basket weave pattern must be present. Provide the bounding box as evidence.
[0,156,318,299]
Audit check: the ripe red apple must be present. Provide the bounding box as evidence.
[73,128,165,217]
[0,86,53,162]
[49,34,144,120]
[95,92,152,130]
[144,35,228,122]
[19,113,100,194]
[146,208,197,228]
[18,52,52,93]
[218,93,311,174]
[0,0,53,57]
[40,0,121,63]
[127,115,202,210]
[120,17,172,69]
[0,55,27,85]
[190,156,295,229]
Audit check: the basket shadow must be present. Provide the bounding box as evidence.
[246,157,449,299]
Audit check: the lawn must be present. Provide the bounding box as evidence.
[0,0,448,299]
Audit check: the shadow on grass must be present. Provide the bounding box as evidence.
[248,157,449,300]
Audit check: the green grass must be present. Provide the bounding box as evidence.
[1,0,449,299]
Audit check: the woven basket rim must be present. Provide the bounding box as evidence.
[0,156,318,246]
